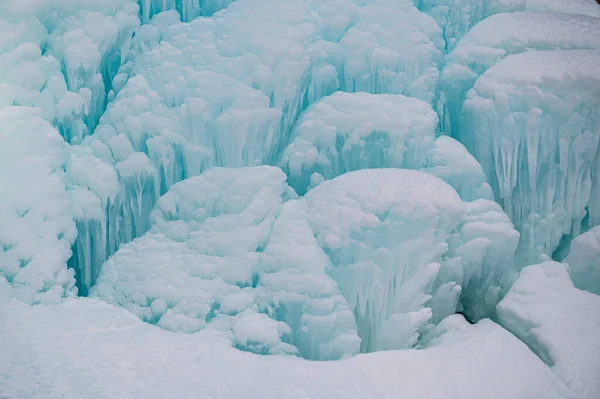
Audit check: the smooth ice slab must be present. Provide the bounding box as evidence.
[0,298,572,399]
[461,50,600,261]
[564,226,600,295]
[497,261,600,398]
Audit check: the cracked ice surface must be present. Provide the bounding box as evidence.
[461,50,600,262]
[92,167,520,359]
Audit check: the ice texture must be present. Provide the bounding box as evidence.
[460,50,600,262]
[92,167,519,359]
[564,226,600,295]
[438,11,600,139]
[280,91,493,200]
[0,107,77,304]
[66,0,445,292]
[0,0,139,143]
[0,298,572,399]
[497,261,600,398]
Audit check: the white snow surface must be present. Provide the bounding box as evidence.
[0,298,572,399]
[497,261,600,398]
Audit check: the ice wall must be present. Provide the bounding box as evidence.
[0,0,140,143]
[138,0,236,22]
[66,0,445,293]
[461,50,600,261]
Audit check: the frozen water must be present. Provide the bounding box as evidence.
[93,167,519,358]
[564,226,600,295]
[0,0,139,143]
[461,50,600,262]
[138,0,236,22]
[281,91,493,200]
[0,298,572,398]
[438,11,600,139]
[0,107,77,304]
[66,0,445,288]
[416,0,600,49]
[497,261,600,398]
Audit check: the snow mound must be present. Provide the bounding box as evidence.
[497,261,600,398]
[93,167,519,359]
[0,298,572,399]
[461,50,600,262]
[564,226,600,295]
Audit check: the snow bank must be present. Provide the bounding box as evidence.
[0,298,572,398]
[497,261,600,398]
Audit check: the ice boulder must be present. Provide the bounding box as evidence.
[497,261,600,398]
[564,226,600,295]
[461,50,600,261]
[438,12,600,138]
[0,107,77,304]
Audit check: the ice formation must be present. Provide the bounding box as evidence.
[0,107,77,304]
[497,261,600,398]
[280,91,492,200]
[1,0,600,395]
[438,11,600,139]
[92,167,519,359]
[564,226,600,295]
[461,50,600,261]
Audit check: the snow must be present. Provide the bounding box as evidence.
[461,50,600,262]
[497,261,600,398]
[564,226,600,295]
[0,298,572,399]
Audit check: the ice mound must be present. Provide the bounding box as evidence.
[461,50,600,262]
[0,107,77,304]
[280,91,492,200]
[91,166,341,357]
[93,167,519,359]
[564,226,600,295]
[417,0,600,49]
[438,11,600,138]
[138,0,236,22]
[0,0,139,143]
[0,298,572,398]
[497,261,600,398]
